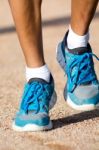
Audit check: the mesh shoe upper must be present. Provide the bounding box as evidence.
[14,76,55,127]
[65,44,99,96]
[59,33,99,105]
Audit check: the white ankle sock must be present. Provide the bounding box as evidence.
[67,26,89,49]
[26,64,51,82]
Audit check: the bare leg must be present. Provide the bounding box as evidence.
[8,0,44,68]
[71,0,98,35]
[9,0,55,132]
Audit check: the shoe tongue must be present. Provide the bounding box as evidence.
[64,31,91,55]
[67,45,90,55]
[28,74,52,84]
[28,78,46,84]
[28,78,48,84]
[66,44,93,86]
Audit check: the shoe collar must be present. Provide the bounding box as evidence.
[64,31,92,55]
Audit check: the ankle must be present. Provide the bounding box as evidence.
[26,64,51,82]
[26,61,45,68]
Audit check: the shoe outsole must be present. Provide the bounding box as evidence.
[12,91,57,132]
[56,42,99,111]
[12,120,53,132]
[67,95,99,111]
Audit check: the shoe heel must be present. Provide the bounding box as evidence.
[49,91,57,110]
[56,42,66,71]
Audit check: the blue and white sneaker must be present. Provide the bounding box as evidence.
[57,32,99,111]
[12,75,57,131]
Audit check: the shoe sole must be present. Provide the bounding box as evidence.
[12,120,53,132]
[67,95,99,111]
[12,91,57,132]
[56,42,99,111]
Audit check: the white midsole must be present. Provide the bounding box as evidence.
[12,91,56,132]
[67,95,99,111]
[12,120,53,132]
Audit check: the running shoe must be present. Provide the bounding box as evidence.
[56,32,99,111]
[12,75,57,131]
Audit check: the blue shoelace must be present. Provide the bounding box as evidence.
[67,52,99,92]
[21,82,51,114]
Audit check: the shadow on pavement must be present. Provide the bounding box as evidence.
[53,109,99,129]
[0,26,16,34]
[0,16,70,35]
[0,11,99,35]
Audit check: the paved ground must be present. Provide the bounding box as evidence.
[0,0,99,150]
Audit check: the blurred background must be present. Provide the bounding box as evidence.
[0,0,99,150]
